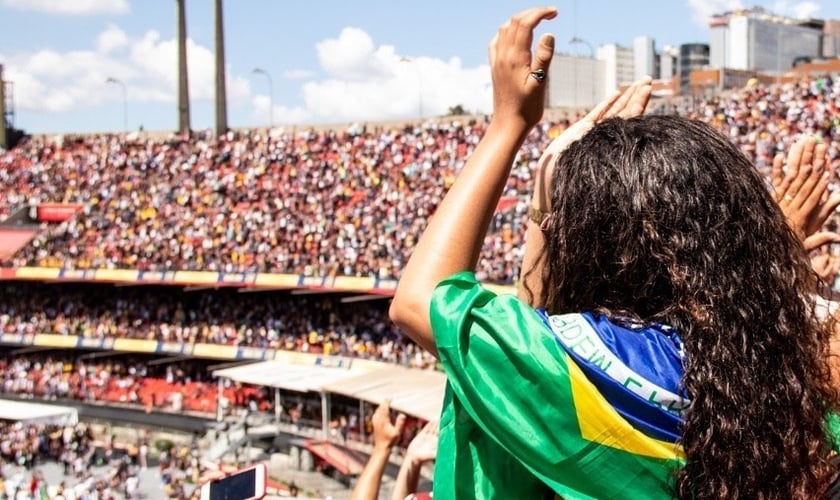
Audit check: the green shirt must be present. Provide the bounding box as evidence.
[430,272,685,499]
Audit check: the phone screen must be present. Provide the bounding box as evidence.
[208,468,257,500]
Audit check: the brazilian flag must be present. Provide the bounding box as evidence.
[430,272,685,499]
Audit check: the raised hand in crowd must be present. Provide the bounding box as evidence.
[520,76,653,306]
[350,399,405,500]
[772,136,840,251]
[391,421,438,500]
[390,6,558,355]
[811,247,840,286]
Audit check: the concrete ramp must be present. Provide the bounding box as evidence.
[303,440,366,476]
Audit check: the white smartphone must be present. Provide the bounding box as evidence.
[200,463,267,500]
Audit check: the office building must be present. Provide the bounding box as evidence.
[547,53,605,109]
[709,7,821,72]
[597,44,635,95]
[634,36,657,80]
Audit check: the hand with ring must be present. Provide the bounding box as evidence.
[488,6,557,129]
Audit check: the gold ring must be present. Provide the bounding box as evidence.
[783,194,794,202]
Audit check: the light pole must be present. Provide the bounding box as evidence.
[400,57,423,119]
[570,37,596,109]
[252,67,274,128]
[106,77,127,133]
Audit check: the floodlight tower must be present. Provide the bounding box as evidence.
[214,0,228,136]
[176,0,191,134]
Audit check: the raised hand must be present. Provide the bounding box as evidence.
[405,421,438,464]
[542,76,653,164]
[772,136,840,251]
[371,399,405,450]
[488,7,557,129]
[810,247,840,286]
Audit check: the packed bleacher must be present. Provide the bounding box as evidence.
[3,79,840,287]
[1,75,840,498]
[0,281,437,368]
[0,78,837,374]
[0,77,838,385]
[0,121,539,284]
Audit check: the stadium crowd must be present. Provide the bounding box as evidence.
[0,119,536,284]
[0,65,839,500]
[0,282,437,369]
[3,79,840,286]
[0,419,147,499]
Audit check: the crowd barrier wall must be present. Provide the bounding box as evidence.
[0,266,517,296]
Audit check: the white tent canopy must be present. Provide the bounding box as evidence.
[213,360,375,394]
[213,360,446,421]
[0,399,78,425]
[323,365,446,422]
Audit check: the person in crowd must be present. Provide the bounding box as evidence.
[351,399,405,500]
[771,136,840,289]
[391,421,437,500]
[351,399,436,500]
[390,6,840,499]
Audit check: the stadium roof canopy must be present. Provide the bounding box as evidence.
[213,360,446,421]
[0,399,79,425]
[323,365,446,422]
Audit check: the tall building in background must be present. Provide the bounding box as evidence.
[176,0,191,134]
[679,43,710,94]
[659,45,679,80]
[709,7,821,73]
[634,36,657,80]
[214,0,228,136]
[547,53,605,109]
[597,44,635,95]
[825,19,840,58]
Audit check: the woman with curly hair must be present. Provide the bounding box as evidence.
[389,6,840,499]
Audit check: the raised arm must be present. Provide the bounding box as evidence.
[389,7,558,355]
[390,421,438,500]
[350,400,406,500]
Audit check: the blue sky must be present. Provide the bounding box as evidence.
[1,0,839,134]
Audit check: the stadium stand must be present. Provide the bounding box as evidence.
[2,74,840,497]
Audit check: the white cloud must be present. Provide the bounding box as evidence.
[0,0,129,15]
[771,1,820,19]
[4,19,493,131]
[3,24,251,115]
[316,27,392,81]
[256,25,493,126]
[269,44,492,126]
[97,24,129,54]
[686,0,744,27]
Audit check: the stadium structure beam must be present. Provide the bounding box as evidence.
[206,359,261,372]
[340,294,391,303]
[145,355,190,367]
[77,350,132,361]
[176,0,191,134]
[290,289,346,296]
[9,346,54,356]
[214,0,228,135]
[183,286,219,292]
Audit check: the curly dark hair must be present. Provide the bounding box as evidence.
[529,115,839,498]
